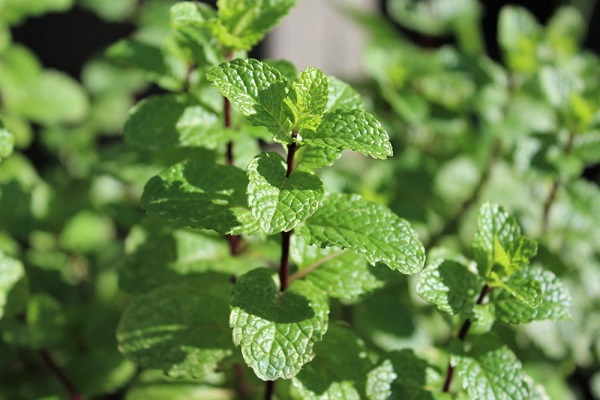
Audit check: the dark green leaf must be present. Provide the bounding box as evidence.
[0,252,25,320]
[117,274,235,378]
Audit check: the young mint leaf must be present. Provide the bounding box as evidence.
[472,203,537,280]
[230,268,329,381]
[366,349,433,400]
[0,252,24,320]
[572,130,600,164]
[451,336,530,400]
[246,152,324,234]
[301,109,393,159]
[124,94,224,150]
[0,121,14,162]
[205,0,296,51]
[491,267,571,324]
[298,193,425,274]
[288,67,328,130]
[206,58,294,143]
[170,2,221,66]
[295,145,343,169]
[141,160,259,235]
[291,325,371,399]
[117,274,235,379]
[327,76,364,112]
[416,259,483,316]
[539,66,583,109]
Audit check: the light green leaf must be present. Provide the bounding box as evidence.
[141,160,258,235]
[498,6,541,72]
[572,130,600,164]
[366,350,434,400]
[492,267,571,324]
[0,121,14,161]
[117,274,234,378]
[539,66,583,108]
[124,94,224,150]
[230,268,329,381]
[546,6,585,55]
[326,76,363,112]
[416,259,482,316]
[80,0,136,21]
[298,194,425,274]
[472,203,537,279]
[2,294,66,349]
[59,211,115,253]
[246,152,324,234]
[170,2,221,66]
[291,325,371,399]
[206,58,294,143]
[452,337,530,400]
[301,109,393,159]
[289,67,328,130]
[0,252,25,320]
[0,0,73,24]
[206,0,296,50]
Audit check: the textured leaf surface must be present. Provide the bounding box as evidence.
[302,109,393,159]
[0,121,14,161]
[206,0,296,50]
[117,274,234,378]
[141,160,258,235]
[124,94,224,150]
[500,274,542,308]
[0,252,24,320]
[492,267,571,324]
[247,152,323,234]
[206,58,293,142]
[291,325,371,399]
[366,350,433,400]
[452,337,530,400]
[290,67,328,130]
[230,268,329,380]
[298,194,425,274]
[472,203,537,279]
[416,260,482,316]
[296,145,343,169]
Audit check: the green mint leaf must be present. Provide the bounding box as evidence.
[452,336,530,400]
[500,274,542,308]
[539,66,583,109]
[498,6,541,72]
[124,94,225,150]
[230,268,329,380]
[295,145,343,169]
[0,121,14,161]
[206,0,296,51]
[366,350,432,400]
[0,252,25,320]
[170,2,221,66]
[572,130,600,164]
[291,325,371,399]
[547,6,585,52]
[291,236,391,303]
[141,160,259,235]
[289,67,328,130]
[206,58,294,143]
[326,76,364,112]
[301,109,393,159]
[416,259,483,316]
[491,267,571,324]
[3,294,66,349]
[472,203,537,280]
[264,59,298,82]
[117,274,234,378]
[298,193,425,274]
[246,152,324,234]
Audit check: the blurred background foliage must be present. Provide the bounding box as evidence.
[0,0,598,399]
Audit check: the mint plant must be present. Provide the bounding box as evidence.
[0,0,592,399]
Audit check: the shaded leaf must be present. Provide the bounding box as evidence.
[0,252,25,320]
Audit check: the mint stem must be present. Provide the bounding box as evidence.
[39,349,84,400]
[223,94,242,255]
[442,284,490,392]
[234,363,250,400]
[265,380,276,400]
[279,136,298,292]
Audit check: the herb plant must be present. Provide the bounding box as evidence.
[0,0,594,399]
